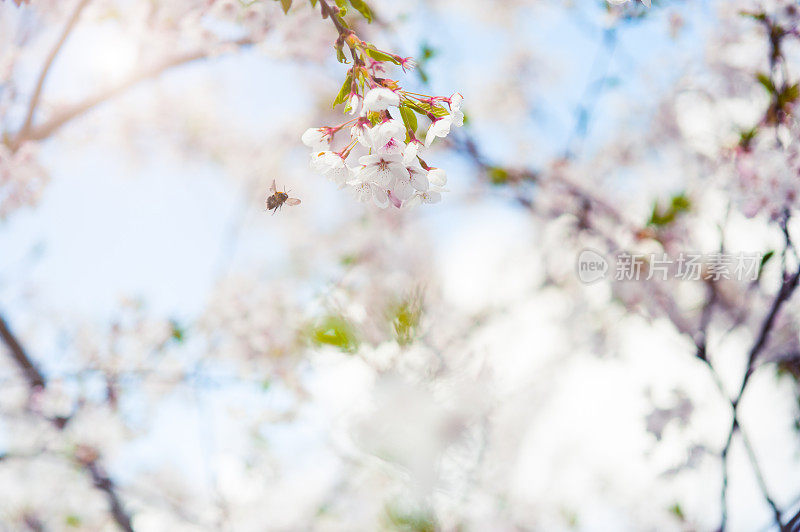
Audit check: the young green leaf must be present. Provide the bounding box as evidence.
[336,45,348,63]
[399,104,418,134]
[333,73,353,108]
[348,0,373,22]
[756,72,775,94]
[280,0,292,14]
[365,48,400,64]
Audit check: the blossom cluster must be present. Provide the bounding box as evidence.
[731,136,800,220]
[0,142,47,219]
[301,31,463,208]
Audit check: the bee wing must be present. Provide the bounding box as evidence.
[269,179,276,194]
[286,198,301,206]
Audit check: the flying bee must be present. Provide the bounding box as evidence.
[266,179,301,214]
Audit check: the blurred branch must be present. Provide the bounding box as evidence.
[717,264,800,531]
[84,459,134,532]
[0,312,135,532]
[0,313,46,390]
[14,38,254,145]
[785,507,800,532]
[14,0,92,149]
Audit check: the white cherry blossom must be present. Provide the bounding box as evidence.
[362,87,400,113]
[301,127,332,150]
[356,153,406,187]
[311,151,351,186]
[370,119,406,153]
[425,116,454,147]
[351,180,389,207]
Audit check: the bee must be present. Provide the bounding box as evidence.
[266,179,301,214]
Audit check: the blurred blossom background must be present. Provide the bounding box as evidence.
[1,0,800,530]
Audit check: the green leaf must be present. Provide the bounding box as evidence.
[384,504,437,532]
[336,45,348,63]
[333,73,352,108]
[348,0,373,22]
[402,100,429,115]
[169,320,186,343]
[399,104,418,134]
[389,293,423,346]
[739,126,758,149]
[669,503,685,521]
[309,0,317,6]
[758,250,775,280]
[488,166,509,185]
[402,99,448,117]
[739,10,767,21]
[279,0,292,14]
[779,83,800,106]
[756,72,775,94]
[308,315,359,353]
[365,48,400,64]
[648,192,691,226]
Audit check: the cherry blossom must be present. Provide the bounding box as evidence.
[299,8,464,209]
[356,152,406,187]
[311,150,351,186]
[363,87,401,113]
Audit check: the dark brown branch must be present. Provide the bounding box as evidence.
[85,459,134,532]
[785,506,800,531]
[14,0,91,149]
[0,313,45,390]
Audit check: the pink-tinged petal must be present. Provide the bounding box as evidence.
[387,190,403,208]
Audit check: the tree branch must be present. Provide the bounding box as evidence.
[85,459,134,532]
[20,38,254,144]
[714,267,800,531]
[0,313,45,390]
[14,0,91,148]
[0,312,134,531]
